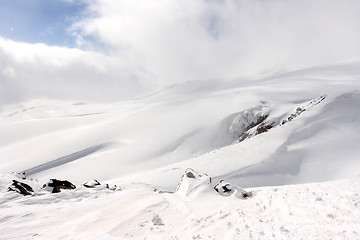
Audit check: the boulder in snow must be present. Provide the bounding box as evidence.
[8,180,34,196]
[42,179,76,193]
[214,180,251,198]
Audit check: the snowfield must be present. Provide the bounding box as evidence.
[0,172,359,239]
[1,61,360,239]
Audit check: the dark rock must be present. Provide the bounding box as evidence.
[186,171,196,179]
[214,180,250,198]
[214,180,229,194]
[256,122,275,134]
[20,172,26,180]
[43,179,76,193]
[242,191,252,198]
[214,180,234,194]
[239,132,250,142]
[280,95,326,126]
[221,184,232,193]
[239,121,274,142]
[8,180,34,196]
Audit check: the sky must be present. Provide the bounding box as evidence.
[0,0,87,47]
[1,0,360,107]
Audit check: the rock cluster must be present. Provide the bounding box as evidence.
[6,172,122,196]
[237,95,326,142]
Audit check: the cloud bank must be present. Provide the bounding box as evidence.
[1,0,360,106]
[0,38,150,106]
[73,0,360,81]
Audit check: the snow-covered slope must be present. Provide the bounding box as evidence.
[1,61,360,239]
[0,171,359,239]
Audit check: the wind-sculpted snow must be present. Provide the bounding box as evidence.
[170,168,251,199]
[173,168,213,197]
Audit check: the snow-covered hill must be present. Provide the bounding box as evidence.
[1,61,360,239]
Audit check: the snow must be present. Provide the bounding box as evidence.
[1,61,360,239]
[0,173,359,239]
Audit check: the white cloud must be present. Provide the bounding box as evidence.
[0,37,152,107]
[70,0,360,82]
[1,0,360,108]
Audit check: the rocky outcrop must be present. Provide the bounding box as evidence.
[239,121,276,142]
[280,95,326,126]
[238,95,326,142]
[228,103,270,140]
[8,180,34,196]
[3,173,122,197]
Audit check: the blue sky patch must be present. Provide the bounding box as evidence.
[0,0,87,47]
